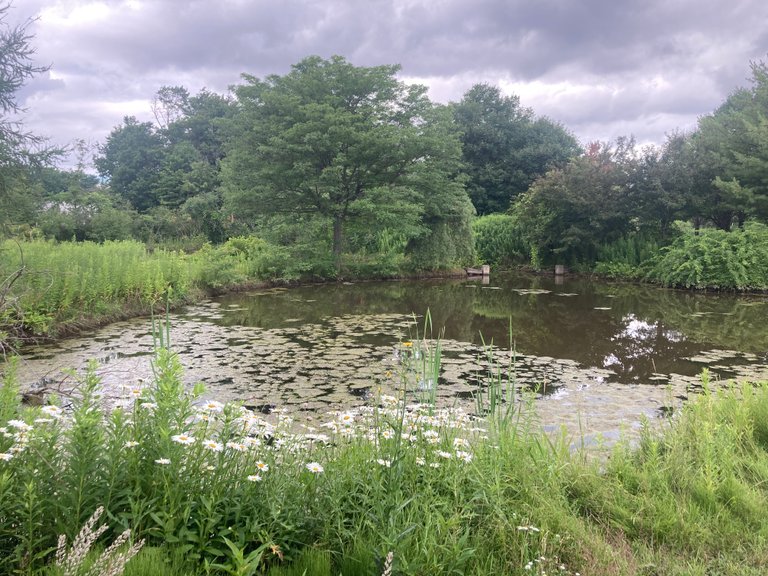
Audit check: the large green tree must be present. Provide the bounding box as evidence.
[687,60,768,230]
[512,138,642,266]
[223,55,472,271]
[453,83,580,215]
[95,116,166,212]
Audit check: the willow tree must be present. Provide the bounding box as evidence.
[223,55,471,272]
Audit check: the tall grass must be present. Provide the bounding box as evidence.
[594,232,662,279]
[0,237,294,346]
[472,214,530,268]
[2,325,768,574]
[0,240,194,337]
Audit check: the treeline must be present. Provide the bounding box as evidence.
[3,1,768,286]
[2,56,581,278]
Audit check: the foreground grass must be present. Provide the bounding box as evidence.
[1,334,768,575]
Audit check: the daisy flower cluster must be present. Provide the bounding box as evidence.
[2,362,487,498]
[319,395,486,470]
[0,407,64,461]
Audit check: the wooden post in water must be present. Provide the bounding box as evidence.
[554,264,566,275]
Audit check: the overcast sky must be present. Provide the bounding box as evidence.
[10,0,768,168]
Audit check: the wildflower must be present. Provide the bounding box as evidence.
[415,457,426,466]
[436,450,452,459]
[140,402,157,411]
[204,465,215,471]
[338,412,355,426]
[255,461,269,472]
[155,458,171,465]
[381,429,394,440]
[41,405,63,418]
[376,458,392,468]
[171,433,195,445]
[306,462,324,474]
[402,341,413,348]
[243,437,262,448]
[7,419,31,431]
[381,394,398,407]
[455,450,473,463]
[34,418,54,424]
[303,433,329,443]
[226,441,247,452]
[423,430,440,444]
[202,439,223,452]
[429,462,441,468]
[0,453,12,461]
[453,437,470,449]
[199,400,224,412]
[247,474,262,482]
[124,441,139,448]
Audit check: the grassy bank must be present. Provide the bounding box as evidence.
[0,238,471,351]
[1,330,768,575]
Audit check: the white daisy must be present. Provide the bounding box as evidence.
[171,433,195,445]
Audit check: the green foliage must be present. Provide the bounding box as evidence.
[453,83,580,215]
[123,546,195,576]
[223,55,471,273]
[190,237,291,290]
[687,60,768,229]
[594,232,662,279]
[0,2,59,232]
[0,239,193,338]
[512,138,647,268]
[569,376,768,571]
[472,214,530,268]
[645,222,768,290]
[3,328,768,574]
[95,117,167,213]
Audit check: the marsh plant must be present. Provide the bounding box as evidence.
[2,325,768,574]
[52,506,144,576]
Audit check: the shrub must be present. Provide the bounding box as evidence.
[645,222,768,290]
[472,214,530,268]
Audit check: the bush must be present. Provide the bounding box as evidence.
[645,222,768,290]
[594,232,662,279]
[472,214,529,268]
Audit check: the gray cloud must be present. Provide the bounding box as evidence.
[8,0,768,165]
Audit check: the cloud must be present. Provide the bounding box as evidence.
[7,0,768,165]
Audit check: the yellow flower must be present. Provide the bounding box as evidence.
[402,341,413,348]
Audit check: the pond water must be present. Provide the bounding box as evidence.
[14,272,768,444]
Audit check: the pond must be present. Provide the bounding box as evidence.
[14,272,768,444]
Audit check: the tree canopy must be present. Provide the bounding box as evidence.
[453,83,580,215]
[223,55,474,271]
